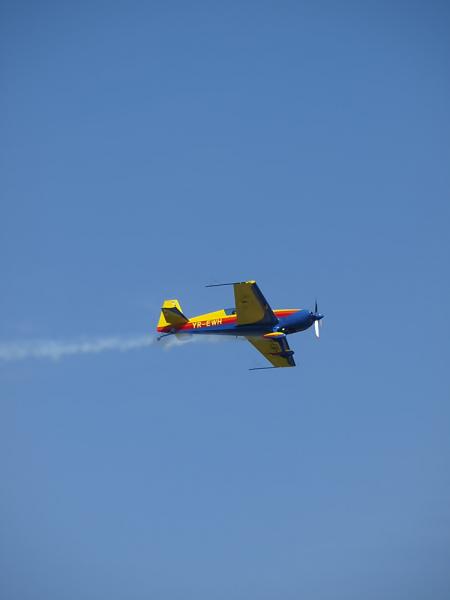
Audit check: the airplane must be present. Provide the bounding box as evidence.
[156,280,324,369]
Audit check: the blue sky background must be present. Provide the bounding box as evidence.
[1,1,449,598]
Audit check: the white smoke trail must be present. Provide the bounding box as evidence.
[0,333,243,362]
[159,333,237,351]
[0,335,155,362]
[162,334,247,353]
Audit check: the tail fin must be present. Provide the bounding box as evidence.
[157,299,189,331]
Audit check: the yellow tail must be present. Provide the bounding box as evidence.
[157,299,189,330]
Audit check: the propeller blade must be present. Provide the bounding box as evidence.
[314,319,320,339]
[315,299,318,314]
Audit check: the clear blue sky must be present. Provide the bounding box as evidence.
[1,2,449,598]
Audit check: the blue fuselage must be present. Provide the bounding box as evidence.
[177,309,317,337]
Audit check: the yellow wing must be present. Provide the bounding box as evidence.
[246,333,296,368]
[233,281,278,326]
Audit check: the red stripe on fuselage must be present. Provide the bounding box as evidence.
[274,309,298,317]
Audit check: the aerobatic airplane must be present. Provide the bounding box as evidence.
[157,281,324,369]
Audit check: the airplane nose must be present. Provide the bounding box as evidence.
[310,312,324,321]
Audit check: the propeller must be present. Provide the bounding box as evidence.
[312,298,324,339]
[314,319,320,339]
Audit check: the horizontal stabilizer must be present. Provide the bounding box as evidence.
[162,306,188,326]
[157,299,188,330]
